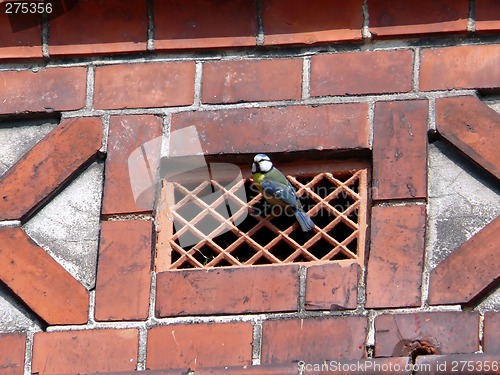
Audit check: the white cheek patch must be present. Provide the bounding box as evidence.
[259,160,273,173]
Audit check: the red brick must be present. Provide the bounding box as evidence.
[48,0,147,56]
[77,364,298,375]
[368,0,468,37]
[428,216,500,306]
[262,0,363,45]
[261,316,367,364]
[198,364,298,374]
[0,227,89,325]
[305,262,359,311]
[32,329,139,374]
[0,117,102,221]
[311,50,413,96]
[484,312,500,354]
[147,322,253,369]
[154,0,257,50]
[303,357,411,374]
[476,0,500,33]
[171,104,370,156]
[156,265,299,317]
[372,100,428,200]
[0,12,42,59]
[436,96,500,180]
[374,312,480,357]
[202,59,302,104]
[420,45,500,91]
[95,220,152,321]
[102,115,162,215]
[365,205,426,309]
[0,67,86,115]
[0,333,26,375]
[415,353,500,375]
[94,62,195,110]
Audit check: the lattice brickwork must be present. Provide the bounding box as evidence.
[155,160,368,271]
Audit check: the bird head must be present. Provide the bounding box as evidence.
[252,154,273,174]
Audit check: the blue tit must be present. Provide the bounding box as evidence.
[251,154,315,232]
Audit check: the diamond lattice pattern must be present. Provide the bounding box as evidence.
[159,161,368,270]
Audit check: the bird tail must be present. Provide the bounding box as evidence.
[293,208,315,232]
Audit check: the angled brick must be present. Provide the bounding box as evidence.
[429,216,500,305]
[0,227,89,325]
[436,96,500,180]
[0,117,102,221]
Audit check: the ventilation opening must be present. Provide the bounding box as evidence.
[156,159,369,271]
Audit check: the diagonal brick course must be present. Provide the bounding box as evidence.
[0,227,89,325]
[436,96,500,180]
[0,117,102,221]
[428,216,500,306]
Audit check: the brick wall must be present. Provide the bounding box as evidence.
[0,1,499,374]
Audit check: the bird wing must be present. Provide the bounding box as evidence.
[261,177,299,208]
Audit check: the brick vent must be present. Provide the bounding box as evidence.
[157,160,368,270]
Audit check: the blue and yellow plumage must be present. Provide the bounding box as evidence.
[251,154,315,232]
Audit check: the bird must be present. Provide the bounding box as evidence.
[251,154,315,232]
